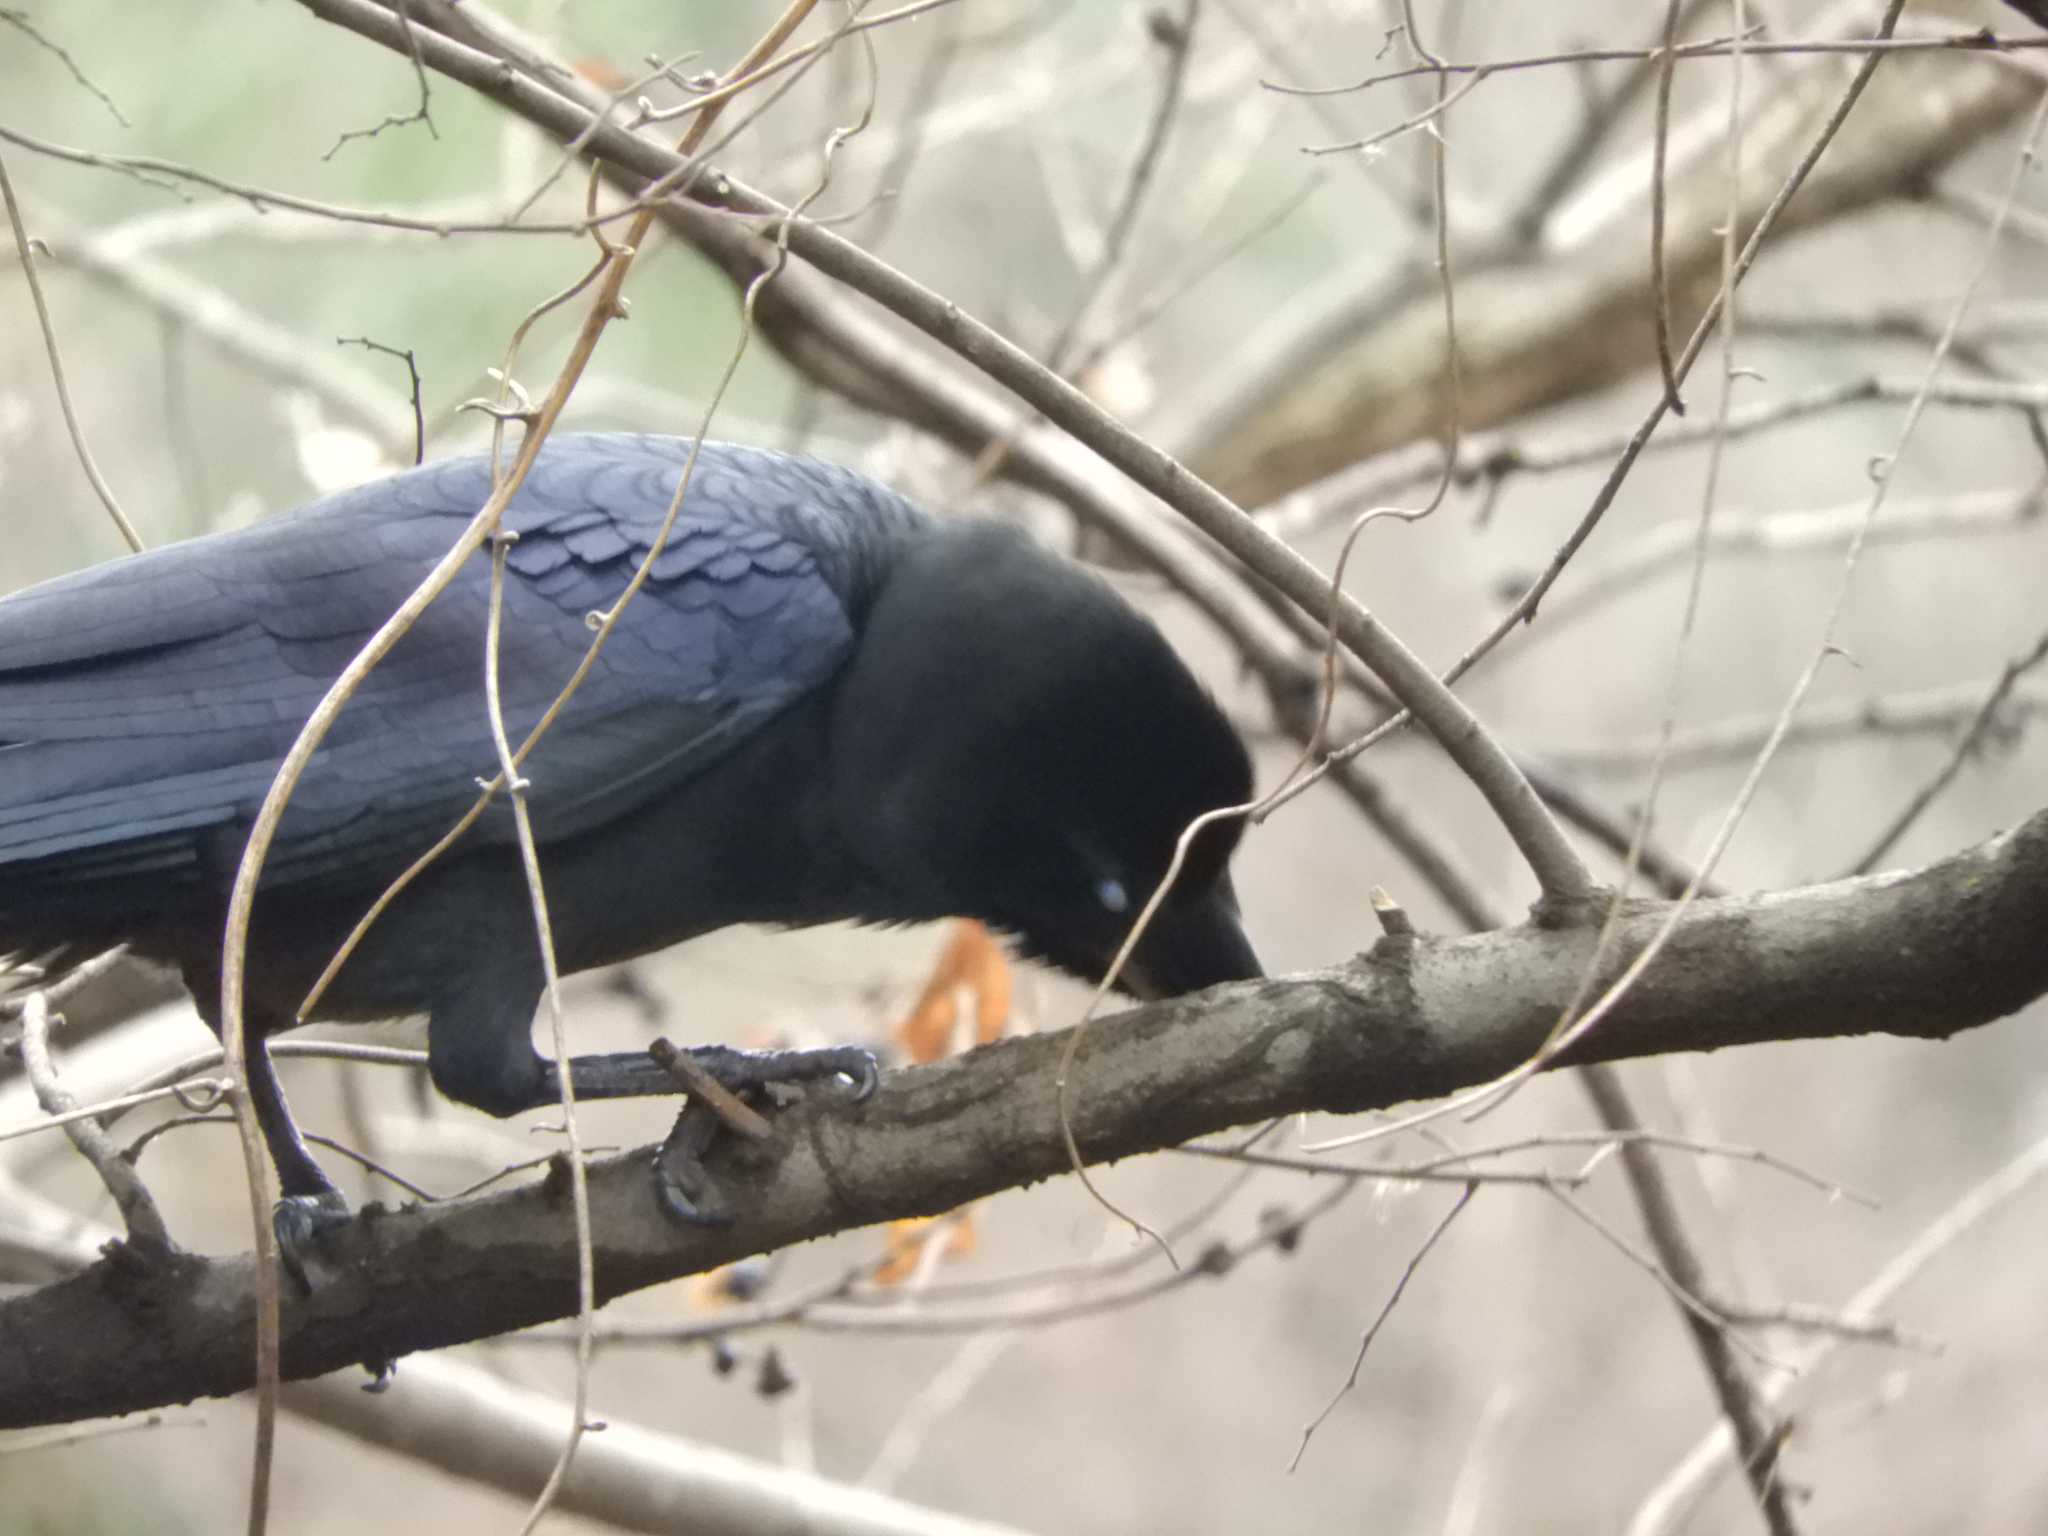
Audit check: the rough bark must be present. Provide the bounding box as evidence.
[3,805,2042,1428]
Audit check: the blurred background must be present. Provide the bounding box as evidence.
[4,1,2048,1532]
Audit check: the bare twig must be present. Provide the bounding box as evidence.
[1649,0,1689,414]
[1290,1182,1474,1471]
[0,147,144,551]
[336,336,425,464]
[1041,2,1199,369]
[0,944,131,1022]
[1627,1127,2048,1536]
[1246,6,1932,865]
[1529,50,1804,1528]
[0,1077,230,1149]
[324,0,439,159]
[957,0,1202,489]
[544,1180,1364,1347]
[0,120,581,235]
[1301,2,1917,831]
[15,994,170,1252]
[0,1412,193,1457]
[1266,27,2048,96]
[1506,0,1719,242]
[481,520,598,1535]
[1534,680,2048,773]
[1299,65,1490,156]
[649,1039,774,1142]
[1264,380,2048,548]
[1062,169,1324,387]
[1507,485,2047,653]
[1541,1177,1774,1365]
[1274,1130,1870,1207]
[1477,69,2048,1127]
[1847,625,2048,874]
[1581,1062,1800,1535]
[1209,0,1421,224]
[0,7,128,125]
[1713,1300,1935,1353]
[1193,3,2027,510]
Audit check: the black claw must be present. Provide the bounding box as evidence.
[654,1098,736,1226]
[843,1052,881,1103]
[361,1356,399,1393]
[776,1044,880,1101]
[655,1158,737,1226]
[274,1189,352,1292]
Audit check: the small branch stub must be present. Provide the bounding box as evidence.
[1371,885,1416,937]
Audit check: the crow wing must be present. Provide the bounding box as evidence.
[0,434,922,897]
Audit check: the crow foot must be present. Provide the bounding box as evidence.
[646,1041,880,1225]
[556,1040,879,1107]
[657,1041,880,1103]
[274,1188,352,1292]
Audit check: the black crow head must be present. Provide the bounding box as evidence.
[831,520,1259,999]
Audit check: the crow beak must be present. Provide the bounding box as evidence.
[1120,878,1262,1001]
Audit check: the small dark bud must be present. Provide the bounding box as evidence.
[1260,1203,1303,1255]
[756,1345,797,1398]
[1493,572,1534,605]
[541,1151,575,1203]
[716,1257,773,1302]
[1145,7,1188,48]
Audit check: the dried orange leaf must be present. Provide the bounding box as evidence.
[895,985,959,1065]
[872,1211,980,1286]
[894,921,1013,1063]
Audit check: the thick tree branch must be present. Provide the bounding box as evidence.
[1173,25,2038,503]
[303,0,2033,520]
[0,1183,1033,1536]
[4,805,2043,1428]
[283,1352,1037,1536]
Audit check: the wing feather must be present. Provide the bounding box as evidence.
[0,435,922,900]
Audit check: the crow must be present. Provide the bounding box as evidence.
[0,434,1258,1257]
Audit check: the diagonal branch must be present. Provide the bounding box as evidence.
[1179,10,2036,504]
[0,1175,1034,1536]
[4,803,2043,1429]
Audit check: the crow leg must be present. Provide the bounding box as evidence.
[424,975,876,1225]
[189,956,352,1289]
[243,1033,339,1198]
[244,1034,350,1287]
[425,955,877,1114]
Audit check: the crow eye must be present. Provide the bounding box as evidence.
[1095,876,1130,914]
